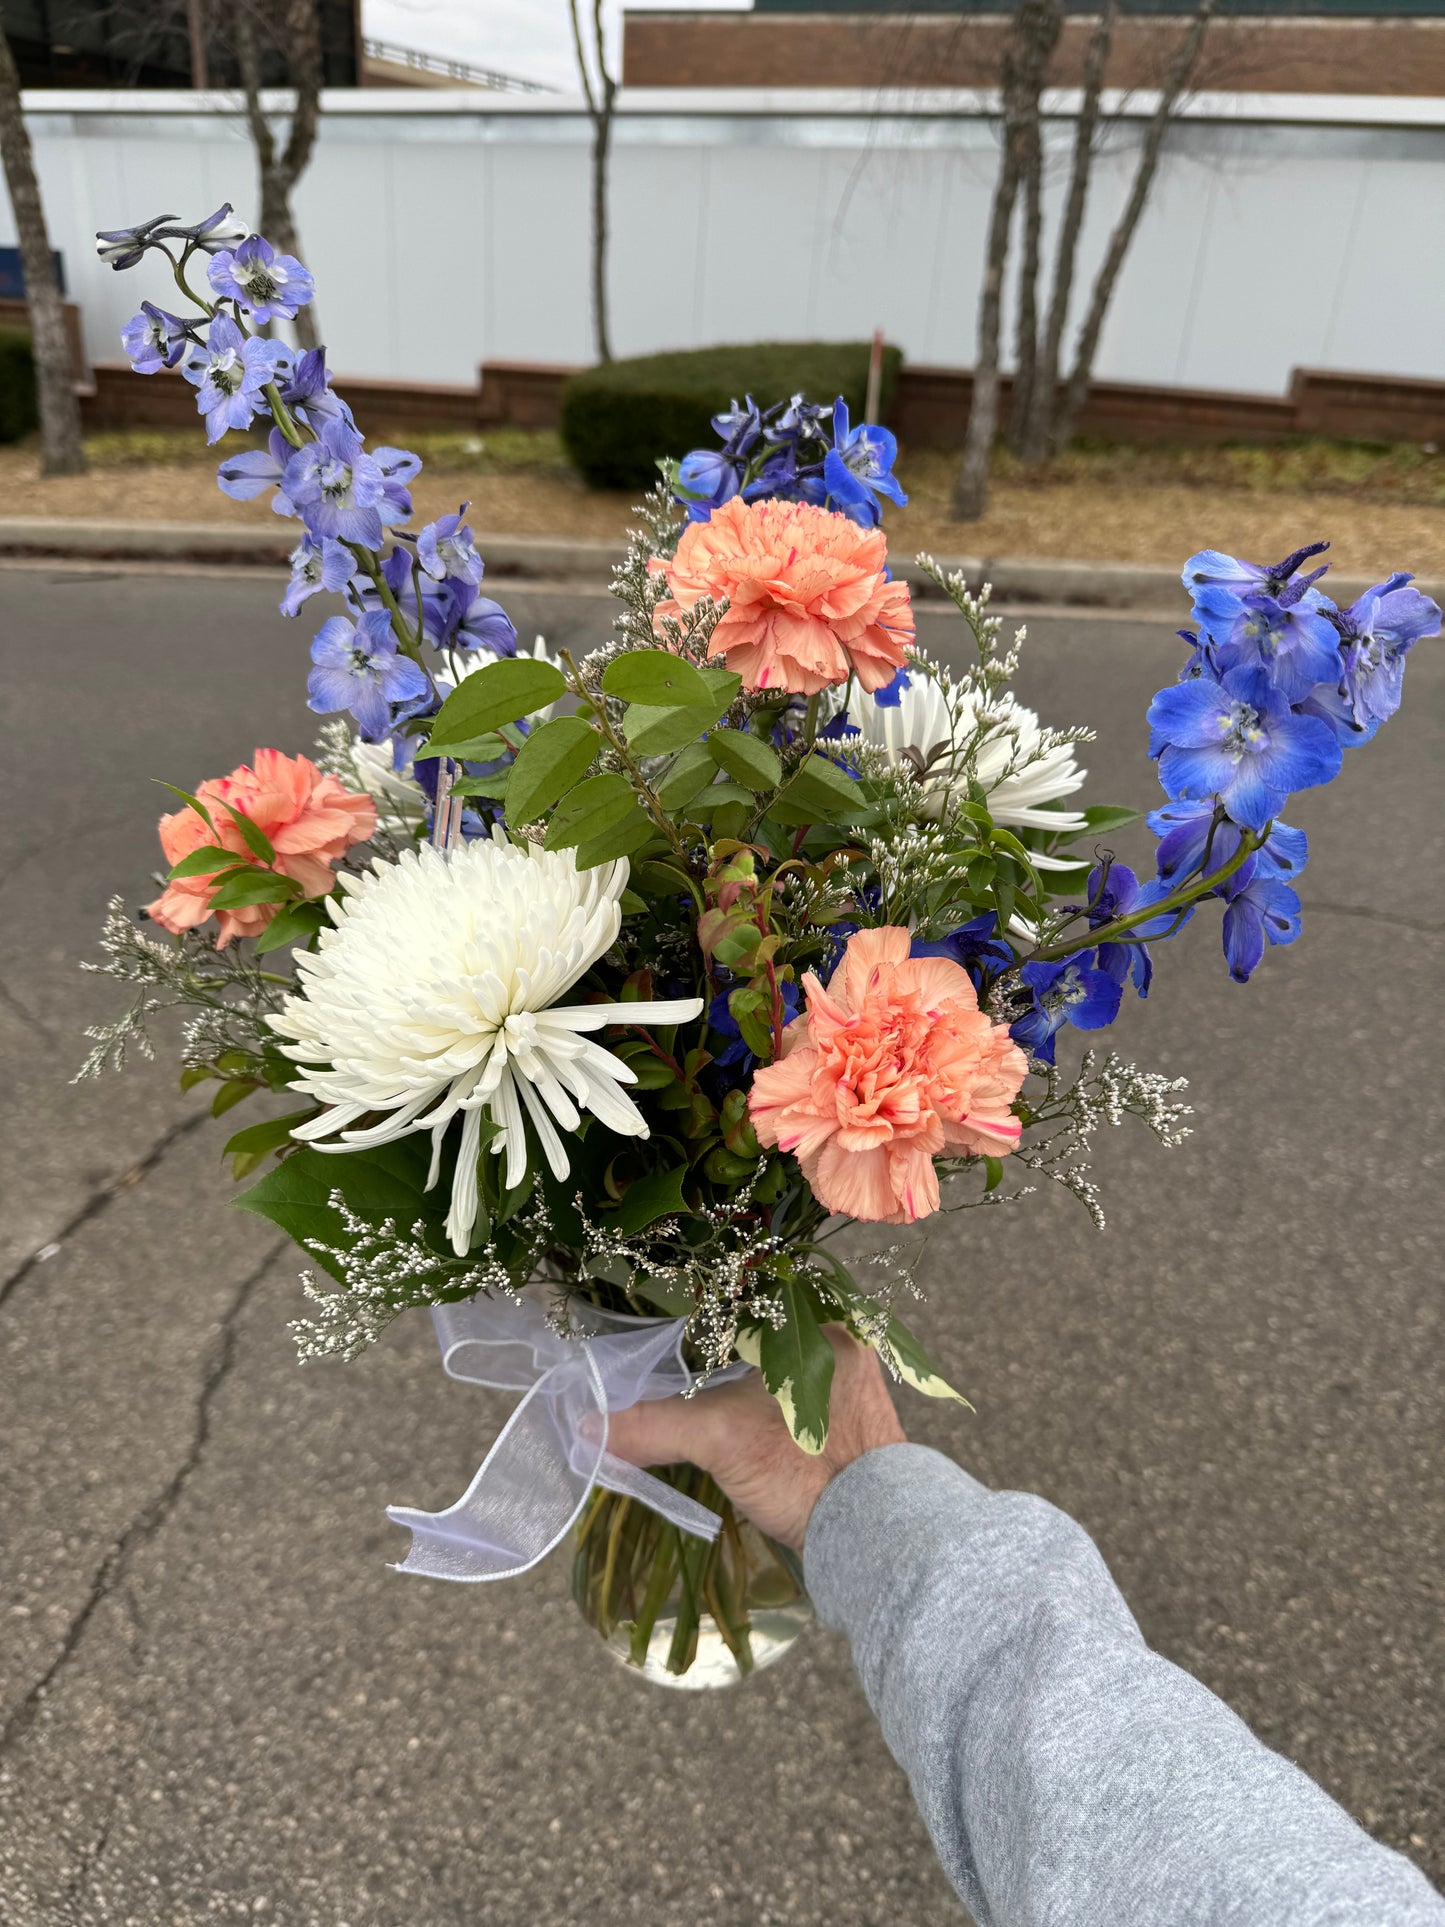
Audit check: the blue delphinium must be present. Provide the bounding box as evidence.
[822,400,907,526]
[675,449,742,521]
[446,587,519,655]
[1220,871,1301,983]
[1012,954,1123,1065]
[122,301,192,374]
[283,421,396,546]
[279,347,354,432]
[151,204,248,255]
[281,534,355,617]
[95,213,179,272]
[216,431,293,508]
[418,508,485,587]
[307,613,429,740]
[1192,582,1341,702]
[1083,862,1185,997]
[208,234,315,324]
[910,913,1013,991]
[1305,574,1441,742]
[1147,663,1341,832]
[1148,802,1307,885]
[670,390,904,527]
[182,314,289,444]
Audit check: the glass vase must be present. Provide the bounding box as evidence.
[570,1467,812,1690]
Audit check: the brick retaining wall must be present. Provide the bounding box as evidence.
[75,356,1445,451]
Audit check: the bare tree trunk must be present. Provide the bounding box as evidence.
[1019,0,1117,464]
[569,0,617,363]
[1053,0,1216,453]
[1007,120,1044,455]
[590,101,614,363]
[952,0,1062,520]
[236,0,323,351]
[0,21,86,474]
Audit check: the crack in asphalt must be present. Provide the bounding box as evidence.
[0,1110,208,1313]
[1297,899,1444,938]
[0,1238,286,1759]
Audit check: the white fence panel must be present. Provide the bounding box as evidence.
[7,88,1445,396]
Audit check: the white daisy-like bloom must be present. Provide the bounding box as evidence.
[347,738,428,834]
[856,670,1089,850]
[270,834,701,1254]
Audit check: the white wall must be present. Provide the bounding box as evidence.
[10,87,1445,395]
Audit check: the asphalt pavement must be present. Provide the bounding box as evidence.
[1,561,1441,1925]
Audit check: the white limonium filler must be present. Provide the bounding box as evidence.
[270,833,703,1253]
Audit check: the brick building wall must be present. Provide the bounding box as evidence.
[622,10,1445,95]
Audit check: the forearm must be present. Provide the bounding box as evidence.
[804,1445,1443,1927]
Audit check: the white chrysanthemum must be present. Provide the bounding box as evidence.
[858,672,1088,844]
[270,836,701,1254]
[347,738,428,833]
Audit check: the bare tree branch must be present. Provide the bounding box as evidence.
[952,0,1062,520]
[1019,0,1117,463]
[233,0,323,351]
[1054,0,1216,451]
[569,0,617,363]
[0,18,86,474]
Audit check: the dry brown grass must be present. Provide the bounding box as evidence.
[3,427,1442,575]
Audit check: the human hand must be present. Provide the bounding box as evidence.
[605,1325,907,1552]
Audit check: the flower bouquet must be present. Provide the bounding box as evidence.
[80,208,1438,1687]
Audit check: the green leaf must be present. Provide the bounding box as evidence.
[234,1140,437,1282]
[611,1165,689,1235]
[544,771,640,852]
[1070,805,1143,839]
[655,740,718,809]
[154,781,217,838]
[880,1313,969,1405]
[619,889,649,917]
[422,656,567,752]
[211,1078,257,1118]
[167,845,240,879]
[983,1155,1004,1193]
[623,694,730,757]
[412,732,506,764]
[788,753,871,819]
[738,1281,834,1454]
[573,810,656,870]
[252,897,328,955]
[447,773,512,800]
[708,728,782,793]
[504,714,600,824]
[687,780,755,819]
[601,649,716,707]
[216,800,275,864]
[179,1064,212,1092]
[222,1108,317,1160]
[207,869,297,911]
[634,859,698,902]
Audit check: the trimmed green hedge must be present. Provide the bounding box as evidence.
[0,328,38,445]
[560,340,903,491]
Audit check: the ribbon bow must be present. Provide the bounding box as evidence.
[386,1294,739,1582]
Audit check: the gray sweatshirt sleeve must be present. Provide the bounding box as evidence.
[803,1443,1444,1927]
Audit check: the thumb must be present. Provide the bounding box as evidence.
[605,1392,710,1470]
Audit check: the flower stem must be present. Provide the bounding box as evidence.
[1025,828,1262,965]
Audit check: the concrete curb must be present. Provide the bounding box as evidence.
[1,517,1436,614]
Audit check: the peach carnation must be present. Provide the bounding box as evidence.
[146,747,377,947]
[655,496,914,696]
[748,927,1027,1225]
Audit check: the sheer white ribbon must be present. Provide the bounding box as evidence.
[386,1294,742,1583]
